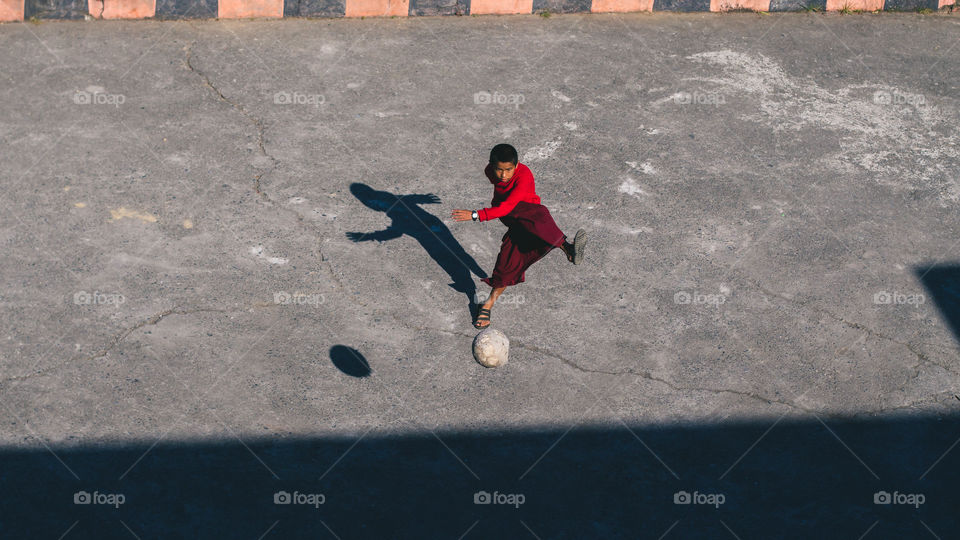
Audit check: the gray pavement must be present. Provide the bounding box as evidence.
[3,12,960,441]
[1,13,960,536]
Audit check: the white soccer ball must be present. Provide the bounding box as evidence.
[473,328,509,368]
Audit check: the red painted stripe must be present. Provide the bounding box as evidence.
[218,0,283,17]
[825,0,882,9]
[345,0,409,17]
[591,0,653,12]
[710,0,769,10]
[89,0,156,18]
[0,0,24,21]
[469,0,533,14]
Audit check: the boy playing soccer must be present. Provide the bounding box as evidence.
[452,143,587,329]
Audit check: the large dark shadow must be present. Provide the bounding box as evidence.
[915,264,960,345]
[1,415,958,538]
[346,183,489,320]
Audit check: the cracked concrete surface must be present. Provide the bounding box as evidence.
[184,36,280,204]
[1,14,959,453]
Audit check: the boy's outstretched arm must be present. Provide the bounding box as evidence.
[345,227,404,242]
[474,173,532,222]
[403,194,441,205]
[451,209,477,222]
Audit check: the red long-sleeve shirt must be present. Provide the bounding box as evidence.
[477,162,541,222]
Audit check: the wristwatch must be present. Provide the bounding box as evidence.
[471,210,479,221]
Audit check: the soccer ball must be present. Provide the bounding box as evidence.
[473,328,509,368]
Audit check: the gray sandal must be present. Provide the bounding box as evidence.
[571,229,587,265]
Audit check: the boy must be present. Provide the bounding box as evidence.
[452,143,586,329]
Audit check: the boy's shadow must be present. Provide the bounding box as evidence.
[346,182,489,320]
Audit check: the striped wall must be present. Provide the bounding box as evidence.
[0,0,955,22]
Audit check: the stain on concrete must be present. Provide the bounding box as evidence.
[522,139,562,162]
[681,50,960,204]
[618,177,650,198]
[250,245,288,264]
[108,208,158,223]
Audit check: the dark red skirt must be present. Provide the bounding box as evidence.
[481,201,566,288]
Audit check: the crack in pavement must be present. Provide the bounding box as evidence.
[755,285,960,378]
[6,299,951,419]
[321,258,953,414]
[181,37,348,292]
[324,264,958,414]
[0,305,273,384]
[631,369,812,413]
[872,391,960,415]
[183,38,278,206]
[381,311,813,411]
[4,42,344,393]
[380,296,955,415]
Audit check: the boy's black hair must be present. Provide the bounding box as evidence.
[489,143,519,165]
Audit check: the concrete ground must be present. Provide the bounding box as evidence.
[1,12,959,538]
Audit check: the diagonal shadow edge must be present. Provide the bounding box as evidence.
[915,263,960,345]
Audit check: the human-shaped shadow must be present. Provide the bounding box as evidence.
[346,183,488,318]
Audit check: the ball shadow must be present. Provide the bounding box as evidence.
[329,345,372,378]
